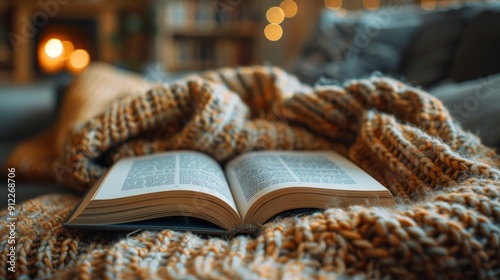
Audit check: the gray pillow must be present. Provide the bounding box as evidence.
[449,8,500,82]
[430,73,500,148]
[294,8,420,84]
[401,7,471,87]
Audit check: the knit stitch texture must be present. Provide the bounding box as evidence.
[1,63,500,279]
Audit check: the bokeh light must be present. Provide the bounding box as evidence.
[68,49,90,71]
[363,0,380,10]
[324,0,342,10]
[39,38,91,74]
[44,39,63,58]
[279,0,298,18]
[264,24,283,41]
[421,0,436,10]
[266,7,285,24]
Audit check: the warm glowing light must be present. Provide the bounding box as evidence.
[61,41,75,60]
[421,0,436,10]
[68,49,90,70]
[266,7,285,24]
[324,0,342,10]
[44,39,63,58]
[39,38,89,73]
[337,8,347,17]
[279,0,298,18]
[363,0,380,10]
[38,47,64,73]
[264,24,283,41]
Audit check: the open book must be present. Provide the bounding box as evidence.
[64,151,394,233]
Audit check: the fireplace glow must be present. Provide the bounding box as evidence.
[45,39,64,58]
[39,37,90,74]
[38,38,64,73]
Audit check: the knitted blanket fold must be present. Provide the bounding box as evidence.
[2,63,500,279]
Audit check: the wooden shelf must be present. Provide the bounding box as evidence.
[10,0,145,11]
[170,23,258,39]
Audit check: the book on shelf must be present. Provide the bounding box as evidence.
[164,0,257,29]
[64,150,395,234]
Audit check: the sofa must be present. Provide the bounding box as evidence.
[294,2,500,148]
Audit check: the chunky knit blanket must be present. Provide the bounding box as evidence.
[2,63,500,279]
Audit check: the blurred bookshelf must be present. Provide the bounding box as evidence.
[155,0,261,72]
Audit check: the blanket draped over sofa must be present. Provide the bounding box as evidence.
[2,63,499,279]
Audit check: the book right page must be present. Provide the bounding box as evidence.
[225,151,388,220]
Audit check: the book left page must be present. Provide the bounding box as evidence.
[92,151,239,212]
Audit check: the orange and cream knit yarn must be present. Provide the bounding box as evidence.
[1,64,500,279]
